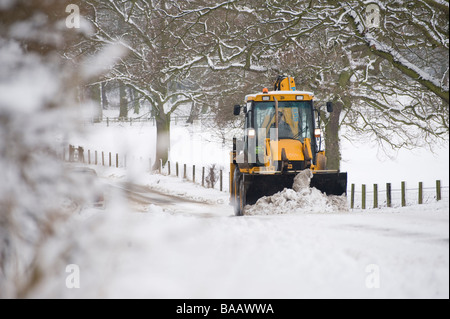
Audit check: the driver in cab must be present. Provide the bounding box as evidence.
[272,111,293,139]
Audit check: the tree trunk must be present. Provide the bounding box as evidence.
[89,83,102,123]
[119,81,128,119]
[153,113,171,170]
[324,101,342,170]
[128,87,140,114]
[186,102,199,124]
[101,82,109,110]
[133,93,140,115]
[324,68,352,171]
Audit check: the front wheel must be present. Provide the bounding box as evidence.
[237,177,247,216]
[233,169,241,216]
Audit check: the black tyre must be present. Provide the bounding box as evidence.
[238,177,246,216]
[233,168,241,216]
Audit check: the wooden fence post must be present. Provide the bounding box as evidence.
[362,184,366,210]
[418,182,423,204]
[109,152,112,167]
[202,167,205,187]
[350,184,355,209]
[88,150,91,165]
[95,151,98,165]
[81,147,85,163]
[401,181,406,207]
[386,183,391,208]
[436,180,441,201]
[220,170,223,191]
[193,165,196,183]
[116,153,119,168]
[183,164,187,179]
[102,152,104,166]
[373,184,378,208]
[373,184,378,209]
[168,161,171,175]
[176,162,179,177]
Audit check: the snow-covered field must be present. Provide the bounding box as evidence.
[25,120,448,299]
[72,116,450,191]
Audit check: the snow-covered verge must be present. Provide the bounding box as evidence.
[20,165,449,299]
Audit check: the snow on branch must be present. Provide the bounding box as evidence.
[342,1,449,104]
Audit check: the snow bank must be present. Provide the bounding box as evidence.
[245,170,348,215]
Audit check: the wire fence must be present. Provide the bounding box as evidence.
[159,160,228,192]
[65,145,229,192]
[66,145,448,209]
[84,114,215,127]
[349,182,448,209]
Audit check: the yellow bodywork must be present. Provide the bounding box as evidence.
[265,137,314,169]
[230,76,347,212]
[246,77,313,102]
[268,139,304,162]
[231,77,322,175]
[246,92,314,103]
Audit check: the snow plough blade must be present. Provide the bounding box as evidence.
[310,171,348,196]
[244,171,347,206]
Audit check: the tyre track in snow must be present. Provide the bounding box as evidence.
[106,181,231,218]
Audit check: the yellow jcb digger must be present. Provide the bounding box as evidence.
[230,76,347,216]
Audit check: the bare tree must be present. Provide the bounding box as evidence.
[176,0,449,168]
[82,0,448,170]
[85,0,212,169]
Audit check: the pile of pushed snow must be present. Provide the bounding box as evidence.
[245,169,348,215]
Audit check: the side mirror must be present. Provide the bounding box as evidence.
[233,105,241,116]
[326,102,333,113]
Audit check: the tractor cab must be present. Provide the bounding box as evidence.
[234,77,318,172]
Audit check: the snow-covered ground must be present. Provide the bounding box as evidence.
[33,116,447,299]
[29,164,449,299]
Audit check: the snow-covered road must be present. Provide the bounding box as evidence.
[32,169,448,299]
[107,180,229,218]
